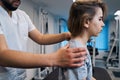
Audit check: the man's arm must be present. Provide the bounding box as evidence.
[28,28,70,45]
[0,34,86,68]
[0,34,53,68]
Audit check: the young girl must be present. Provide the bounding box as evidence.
[61,0,107,80]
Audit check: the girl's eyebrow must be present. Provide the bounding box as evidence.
[100,16,103,19]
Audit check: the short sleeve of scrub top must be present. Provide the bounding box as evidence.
[19,10,36,32]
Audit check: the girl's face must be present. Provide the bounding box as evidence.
[88,7,105,37]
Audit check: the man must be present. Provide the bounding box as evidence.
[0,0,87,80]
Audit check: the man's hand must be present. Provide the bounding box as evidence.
[64,32,71,41]
[53,44,87,67]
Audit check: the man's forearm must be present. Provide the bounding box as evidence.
[0,49,53,68]
[38,33,67,45]
[29,29,69,45]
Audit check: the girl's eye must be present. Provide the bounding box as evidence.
[99,18,103,21]
[99,17,103,21]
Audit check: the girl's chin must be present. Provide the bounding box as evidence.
[93,34,99,37]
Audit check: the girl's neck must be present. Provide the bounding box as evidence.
[71,33,90,46]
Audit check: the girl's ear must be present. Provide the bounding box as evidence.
[83,18,90,28]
